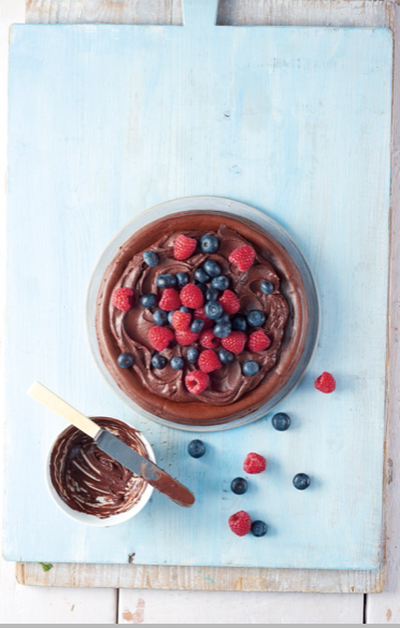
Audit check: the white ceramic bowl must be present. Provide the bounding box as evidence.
[45,419,155,527]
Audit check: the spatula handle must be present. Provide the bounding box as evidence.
[28,382,101,439]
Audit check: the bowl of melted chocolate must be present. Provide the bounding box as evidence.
[46,417,155,526]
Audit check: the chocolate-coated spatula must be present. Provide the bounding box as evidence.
[28,382,195,508]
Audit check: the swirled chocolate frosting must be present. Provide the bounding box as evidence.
[50,418,148,519]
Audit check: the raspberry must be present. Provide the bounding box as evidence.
[229,245,255,272]
[111,287,135,311]
[174,234,197,260]
[198,349,222,373]
[314,372,336,394]
[248,330,271,352]
[171,310,191,331]
[243,452,266,474]
[194,307,213,329]
[218,289,240,315]
[180,284,204,309]
[148,326,174,351]
[221,331,247,355]
[158,288,181,311]
[228,511,252,537]
[200,329,220,349]
[185,370,210,395]
[175,329,200,346]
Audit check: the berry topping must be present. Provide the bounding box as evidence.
[156,273,177,288]
[167,311,175,325]
[231,314,247,332]
[293,473,310,490]
[229,245,255,271]
[143,250,159,267]
[203,260,221,277]
[140,293,158,309]
[148,326,174,351]
[198,349,222,373]
[194,307,214,329]
[219,348,235,365]
[218,289,240,315]
[151,354,167,369]
[196,282,207,295]
[216,312,231,325]
[206,287,219,301]
[230,477,248,495]
[221,331,247,354]
[205,300,223,320]
[211,275,229,291]
[175,329,200,346]
[200,234,219,254]
[180,284,204,309]
[117,353,134,368]
[200,329,221,349]
[314,372,336,394]
[152,308,168,326]
[174,234,197,260]
[271,412,291,431]
[112,287,135,311]
[186,347,199,363]
[188,439,206,458]
[260,280,274,295]
[228,511,252,537]
[180,306,191,313]
[247,310,266,327]
[171,310,191,331]
[243,452,266,474]
[176,272,189,288]
[190,318,205,333]
[185,370,210,395]
[171,356,185,370]
[213,323,231,339]
[251,520,268,537]
[159,288,181,312]
[248,330,271,352]
[194,268,210,284]
[242,360,260,376]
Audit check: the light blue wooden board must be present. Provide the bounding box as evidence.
[4,4,392,569]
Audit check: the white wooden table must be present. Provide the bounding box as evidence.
[1,1,399,623]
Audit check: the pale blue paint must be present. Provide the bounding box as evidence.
[4,5,392,569]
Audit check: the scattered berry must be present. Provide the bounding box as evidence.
[200,234,219,254]
[247,310,266,327]
[205,300,223,320]
[176,272,189,288]
[153,309,168,326]
[293,473,310,490]
[194,307,214,329]
[191,318,205,333]
[171,310,191,331]
[151,354,167,369]
[194,268,210,284]
[219,348,235,365]
[175,329,200,346]
[213,323,231,339]
[221,331,247,354]
[186,347,199,363]
[218,289,240,315]
[188,439,206,458]
[112,287,135,311]
[185,370,210,395]
[242,360,260,376]
[230,477,248,495]
[200,329,221,349]
[203,260,221,277]
[314,372,336,394]
[199,349,222,373]
[143,250,159,267]
[180,284,204,309]
[211,275,229,291]
[173,234,197,260]
[271,412,291,431]
[140,293,158,309]
[248,330,271,352]
[243,452,266,474]
[251,520,268,537]
[159,288,181,312]
[229,245,255,271]
[206,288,219,301]
[228,511,252,537]
[148,326,174,351]
[260,280,274,295]
[231,314,247,332]
[156,273,177,288]
[171,356,184,370]
[117,353,134,368]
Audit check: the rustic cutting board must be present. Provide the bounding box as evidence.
[4,0,392,574]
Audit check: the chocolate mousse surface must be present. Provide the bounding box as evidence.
[95,211,309,427]
[50,418,148,518]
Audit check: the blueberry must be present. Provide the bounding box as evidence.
[117,353,134,368]
[156,273,176,288]
[180,306,191,313]
[176,272,189,288]
[260,280,274,295]
[242,360,260,376]
[141,293,157,309]
[143,250,159,267]
[211,276,229,291]
[219,348,235,365]
[251,520,268,537]
[153,308,168,326]
[203,260,221,278]
[247,310,266,327]
[216,312,231,325]
[271,412,291,431]
[171,356,184,370]
[230,477,248,494]
[293,473,310,490]
[205,301,223,320]
[200,235,219,254]
[168,311,175,325]
[213,323,231,338]
[151,354,167,369]
[188,439,206,458]
[196,282,207,295]
[206,288,219,302]
[186,347,199,364]
[232,314,247,332]
[194,269,210,284]
[191,319,205,333]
